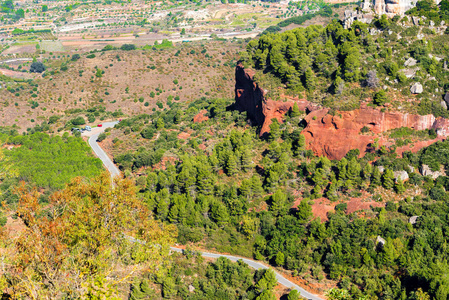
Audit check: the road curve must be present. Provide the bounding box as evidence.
[87,121,121,180]
[87,124,324,300]
[170,247,324,300]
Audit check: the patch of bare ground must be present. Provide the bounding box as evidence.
[292,186,415,222]
[0,68,36,80]
[0,40,242,130]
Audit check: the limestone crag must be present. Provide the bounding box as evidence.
[301,105,449,160]
[372,0,418,15]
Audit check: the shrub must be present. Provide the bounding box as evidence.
[97,133,107,142]
[120,44,136,51]
[30,62,46,73]
[71,116,85,125]
[373,90,387,106]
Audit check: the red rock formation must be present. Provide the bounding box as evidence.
[302,105,449,160]
[235,62,265,127]
[193,109,209,123]
[235,62,317,136]
[234,63,449,159]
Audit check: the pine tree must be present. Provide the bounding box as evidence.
[239,178,252,200]
[176,159,196,192]
[270,189,288,217]
[290,129,305,156]
[347,157,361,183]
[173,110,182,124]
[395,179,405,194]
[196,163,214,195]
[337,157,348,180]
[382,169,395,190]
[268,119,280,142]
[226,153,238,176]
[275,252,285,266]
[290,102,300,118]
[304,67,315,91]
[362,163,373,181]
[287,290,300,300]
[251,175,264,198]
[156,196,169,220]
[318,156,332,174]
[156,117,165,129]
[326,182,338,201]
[296,199,312,223]
[371,166,382,187]
[241,148,254,172]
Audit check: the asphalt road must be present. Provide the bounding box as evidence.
[87,121,121,180]
[87,124,324,300]
[170,247,324,300]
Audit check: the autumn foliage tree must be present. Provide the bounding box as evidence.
[2,173,177,299]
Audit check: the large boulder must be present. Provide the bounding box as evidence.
[420,164,445,179]
[394,170,409,182]
[444,92,449,106]
[373,0,418,15]
[404,57,417,67]
[410,82,423,94]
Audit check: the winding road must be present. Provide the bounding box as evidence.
[87,122,324,300]
[84,121,121,180]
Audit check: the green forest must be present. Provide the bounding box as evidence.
[104,90,449,299]
[0,130,103,202]
[243,0,449,114]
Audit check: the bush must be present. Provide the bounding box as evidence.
[141,127,155,139]
[71,116,86,125]
[30,62,46,73]
[71,54,80,61]
[97,133,107,142]
[373,90,387,106]
[120,44,136,51]
[48,115,60,124]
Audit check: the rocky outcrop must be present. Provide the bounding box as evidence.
[410,82,423,94]
[234,63,449,160]
[235,62,318,137]
[373,0,417,16]
[235,62,265,127]
[343,10,374,29]
[193,110,209,123]
[301,105,449,160]
[394,170,409,182]
[420,164,446,179]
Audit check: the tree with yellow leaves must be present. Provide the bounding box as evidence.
[2,173,177,299]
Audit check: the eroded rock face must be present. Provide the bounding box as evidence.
[235,62,265,127]
[234,62,318,137]
[373,0,417,16]
[301,105,449,160]
[234,63,449,160]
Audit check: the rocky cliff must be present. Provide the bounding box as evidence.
[234,64,449,160]
[234,62,317,137]
[302,105,449,160]
[373,0,417,15]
